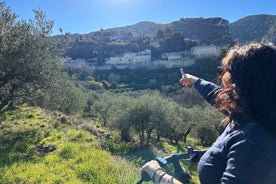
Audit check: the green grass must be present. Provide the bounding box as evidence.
[0,106,202,184]
[0,106,140,183]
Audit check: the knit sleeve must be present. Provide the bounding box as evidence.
[194,79,222,105]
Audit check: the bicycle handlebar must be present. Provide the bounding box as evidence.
[137,146,206,184]
[137,172,151,184]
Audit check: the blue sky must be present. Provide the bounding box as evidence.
[4,0,276,35]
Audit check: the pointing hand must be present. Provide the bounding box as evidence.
[179,68,199,87]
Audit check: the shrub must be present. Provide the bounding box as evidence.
[196,125,218,147]
[59,144,75,160]
[101,134,136,155]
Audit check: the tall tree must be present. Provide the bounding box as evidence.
[126,93,168,147]
[0,2,84,113]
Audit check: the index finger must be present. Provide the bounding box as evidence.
[180,68,185,76]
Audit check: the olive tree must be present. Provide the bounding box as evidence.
[91,92,114,126]
[189,106,224,147]
[0,3,84,113]
[115,92,170,147]
[106,94,135,142]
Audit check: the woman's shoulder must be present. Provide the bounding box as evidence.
[225,121,276,151]
[236,122,274,141]
[213,121,276,148]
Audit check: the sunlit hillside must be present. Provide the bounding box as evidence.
[0,106,141,183]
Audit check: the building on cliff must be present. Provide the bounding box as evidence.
[105,49,151,65]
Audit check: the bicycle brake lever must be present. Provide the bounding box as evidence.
[156,156,167,167]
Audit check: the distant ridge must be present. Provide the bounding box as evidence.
[60,14,276,45]
[106,21,164,36]
[57,14,276,64]
[230,14,276,44]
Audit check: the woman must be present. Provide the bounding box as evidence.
[140,43,276,184]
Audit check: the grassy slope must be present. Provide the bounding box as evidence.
[0,106,202,184]
[0,106,140,183]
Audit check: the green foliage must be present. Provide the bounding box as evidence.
[59,144,75,159]
[0,106,140,183]
[101,133,136,155]
[0,3,54,109]
[159,32,186,52]
[111,92,171,147]
[67,129,92,142]
[87,79,104,90]
[0,2,85,114]
[0,102,216,184]
[33,73,86,114]
[88,90,223,149]
[169,86,208,108]
[197,125,218,147]
[89,92,114,126]
[188,105,224,147]
[0,107,52,166]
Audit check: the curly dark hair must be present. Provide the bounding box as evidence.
[216,42,276,136]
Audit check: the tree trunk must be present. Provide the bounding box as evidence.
[139,131,145,148]
[183,126,192,143]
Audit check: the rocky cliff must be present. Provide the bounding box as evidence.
[169,17,231,45]
[230,14,276,44]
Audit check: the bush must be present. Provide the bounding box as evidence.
[101,134,136,155]
[59,144,75,160]
[0,2,86,114]
[197,125,218,147]
[190,106,223,147]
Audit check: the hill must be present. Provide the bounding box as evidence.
[61,14,276,64]
[59,14,276,45]
[59,14,276,91]
[0,106,140,183]
[103,21,164,37]
[64,17,230,44]
[0,105,203,183]
[229,14,276,44]
[169,17,230,45]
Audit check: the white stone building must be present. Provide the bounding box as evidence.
[191,45,220,58]
[105,49,151,65]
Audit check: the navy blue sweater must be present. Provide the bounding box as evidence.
[194,79,276,184]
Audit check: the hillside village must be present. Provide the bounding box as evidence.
[61,14,276,90]
[62,14,276,73]
[63,44,221,70]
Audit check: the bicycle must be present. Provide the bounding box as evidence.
[137,146,206,184]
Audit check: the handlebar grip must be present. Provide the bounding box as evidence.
[136,171,151,184]
[137,148,206,183]
[136,178,143,184]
